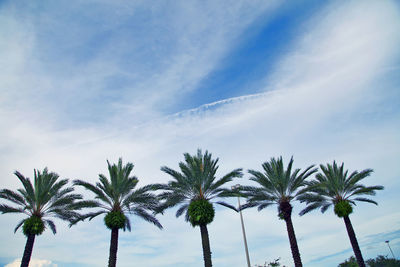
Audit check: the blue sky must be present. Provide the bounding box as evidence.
[1,0,400,266]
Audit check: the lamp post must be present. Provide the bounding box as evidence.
[385,240,396,259]
[232,184,251,267]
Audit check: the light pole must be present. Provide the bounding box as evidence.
[385,240,396,259]
[232,184,251,267]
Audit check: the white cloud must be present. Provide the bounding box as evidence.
[5,258,57,267]
[0,0,399,266]
[0,0,283,128]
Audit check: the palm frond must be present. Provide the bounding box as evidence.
[0,204,25,214]
[301,161,383,217]
[246,157,316,215]
[80,210,107,221]
[131,208,163,229]
[158,149,242,223]
[353,197,378,205]
[297,193,327,204]
[240,202,260,210]
[73,179,112,206]
[1,168,100,235]
[299,203,325,216]
[348,185,384,198]
[69,200,103,210]
[209,169,243,191]
[216,201,238,212]
[14,218,27,233]
[175,204,189,218]
[257,202,274,211]
[125,217,131,232]
[0,189,26,206]
[44,219,57,234]
[14,171,35,202]
[123,190,159,211]
[320,203,332,213]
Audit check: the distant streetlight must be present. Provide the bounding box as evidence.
[231,184,251,267]
[385,240,396,259]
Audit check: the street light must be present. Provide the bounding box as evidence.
[385,240,396,259]
[232,184,251,267]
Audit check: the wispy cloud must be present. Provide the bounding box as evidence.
[0,0,399,266]
[0,0,282,127]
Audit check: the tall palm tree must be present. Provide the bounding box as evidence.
[155,149,243,267]
[0,168,87,267]
[298,161,384,267]
[73,158,162,267]
[241,157,317,267]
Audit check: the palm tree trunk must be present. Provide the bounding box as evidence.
[199,224,212,267]
[108,228,119,267]
[285,215,303,267]
[343,215,365,267]
[20,234,35,267]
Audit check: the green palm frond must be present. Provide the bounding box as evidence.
[70,199,103,211]
[0,189,26,206]
[14,171,35,201]
[52,210,82,222]
[352,197,378,205]
[215,201,238,212]
[0,204,25,214]
[157,149,242,218]
[125,217,131,231]
[299,161,383,216]
[84,210,108,221]
[74,179,113,206]
[299,203,325,216]
[209,169,243,191]
[348,185,384,198]
[43,193,82,212]
[239,202,258,211]
[44,219,57,234]
[74,158,162,230]
[257,202,275,211]
[123,186,159,212]
[14,218,27,233]
[175,203,189,217]
[1,168,88,236]
[213,188,241,198]
[131,207,163,229]
[245,157,316,215]
[156,193,187,214]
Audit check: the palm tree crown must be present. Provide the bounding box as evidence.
[155,149,242,267]
[242,157,317,217]
[73,158,162,230]
[298,161,384,216]
[0,168,85,234]
[298,161,383,267]
[74,158,162,267]
[0,168,87,267]
[241,156,317,267]
[156,149,243,220]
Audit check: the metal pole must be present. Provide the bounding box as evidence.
[237,196,251,267]
[386,240,396,259]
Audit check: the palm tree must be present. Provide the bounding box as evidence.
[298,161,384,267]
[155,149,243,267]
[241,157,317,267]
[73,158,162,267]
[0,168,87,267]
